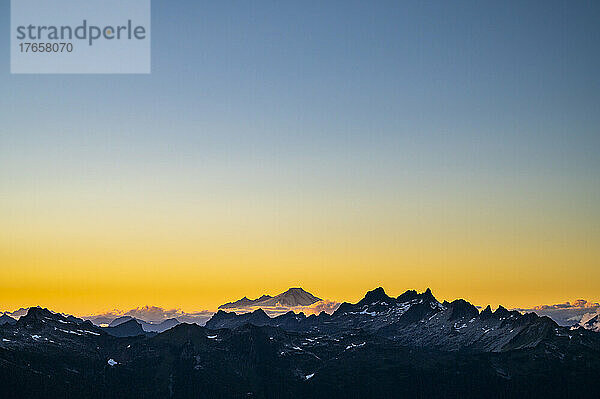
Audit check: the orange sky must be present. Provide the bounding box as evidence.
[2,178,598,315]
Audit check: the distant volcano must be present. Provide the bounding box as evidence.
[218,288,321,309]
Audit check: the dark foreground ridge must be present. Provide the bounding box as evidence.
[1,288,600,398]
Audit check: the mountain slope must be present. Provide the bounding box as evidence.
[108,316,180,333]
[103,319,148,337]
[0,315,16,326]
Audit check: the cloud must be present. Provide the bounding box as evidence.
[303,299,341,314]
[83,300,342,326]
[222,299,341,317]
[5,299,341,327]
[123,306,183,321]
[3,307,30,319]
[175,311,214,325]
[12,300,341,327]
[580,311,599,323]
[514,299,600,326]
[529,299,600,311]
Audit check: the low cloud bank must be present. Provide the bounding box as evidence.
[219,299,341,317]
[5,300,341,327]
[530,299,600,311]
[2,308,29,319]
[514,299,600,326]
[84,306,214,326]
[88,299,341,325]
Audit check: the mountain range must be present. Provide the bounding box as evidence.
[207,287,582,352]
[1,287,599,398]
[4,287,599,334]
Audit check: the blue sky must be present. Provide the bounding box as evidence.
[2,1,598,175]
[1,1,599,312]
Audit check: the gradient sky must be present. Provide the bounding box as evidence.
[1,1,599,315]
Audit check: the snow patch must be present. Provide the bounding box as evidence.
[359,309,377,316]
[345,342,366,350]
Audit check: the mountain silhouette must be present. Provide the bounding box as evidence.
[109,315,135,327]
[103,319,147,337]
[218,287,321,309]
[108,315,180,333]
